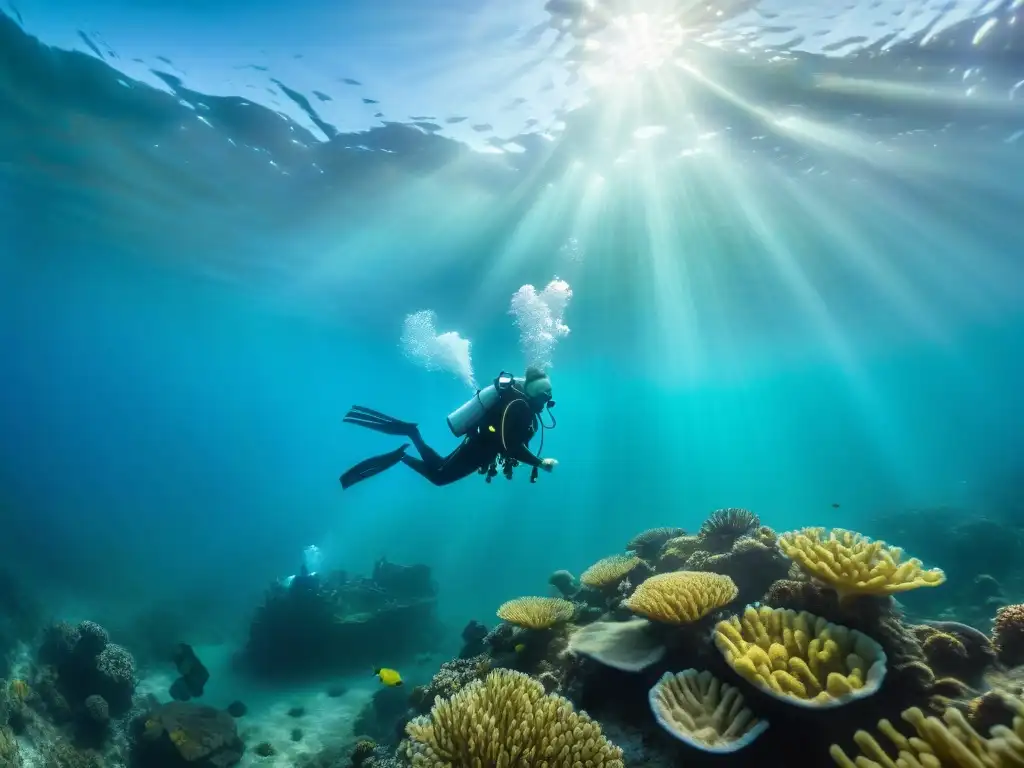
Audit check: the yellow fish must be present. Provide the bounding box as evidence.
[374,667,403,687]
[514,643,526,653]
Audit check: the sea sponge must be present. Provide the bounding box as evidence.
[993,604,1024,668]
[627,527,686,560]
[699,508,760,549]
[714,605,887,708]
[648,669,769,753]
[496,597,575,630]
[580,554,642,589]
[405,669,624,768]
[830,696,1024,767]
[778,527,946,601]
[625,572,738,625]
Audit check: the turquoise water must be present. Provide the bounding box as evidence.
[1,0,1023,699]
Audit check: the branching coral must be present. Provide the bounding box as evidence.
[625,572,738,625]
[496,597,575,630]
[626,528,686,560]
[580,555,642,589]
[648,669,768,753]
[993,604,1024,668]
[714,606,887,708]
[778,528,946,601]
[404,669,624,768]
[830,695,1024,767]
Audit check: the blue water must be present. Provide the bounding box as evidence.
[2,0,1024,692]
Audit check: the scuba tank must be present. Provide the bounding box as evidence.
[447,372,524,437]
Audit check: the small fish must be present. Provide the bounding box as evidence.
[831,503,840,508]
[374,667,403,687]
[514,643,526,653]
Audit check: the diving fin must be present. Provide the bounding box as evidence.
[340,444,409,490]
[343,405,418,438]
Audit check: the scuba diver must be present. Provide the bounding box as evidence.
[339,366,558,489]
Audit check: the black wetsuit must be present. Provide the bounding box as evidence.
[401,391,542,486]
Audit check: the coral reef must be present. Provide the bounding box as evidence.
[779,527,947,602]
[714,606,887,708]
[626,528,686,560]
[242,557,443,680]
[830,694,1024,766]
[579,555,643,590]
[360,503,1024,767]
[625,571,738,625]
[648,669,768,753]
[404,669,624,768]
[495,596,575,630]
[993,604,1024,668]
[568,618,666,672]
[34,619,138,718]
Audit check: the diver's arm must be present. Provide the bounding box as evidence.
[507,439,543,468]
[503,401,543,468]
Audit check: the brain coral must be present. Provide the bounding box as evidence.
[714,605,887,709]
[993,604,1024,668]
[496,597,575,630]
[830,695,1024,767]
[625,571,738,625]
[779,527,946,601]
[580,554,642,589]
[649,669,768,754]
[405,669,624,768]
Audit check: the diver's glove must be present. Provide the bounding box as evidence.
[540,458,558,472]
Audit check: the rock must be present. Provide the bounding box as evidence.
[134,701,243,768]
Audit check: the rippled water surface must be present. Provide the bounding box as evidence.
[3,0,1024,606]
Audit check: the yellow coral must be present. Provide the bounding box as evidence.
[625,571,738,625]
[714,605,886,708]
[649,669,769,753]
[580,554,641,588]
[830,695,1024,767]
[405,668,624,768]
[779,527,945,601]
[169,728,189,748]
[496,596,575,630]
[8,679,28,701]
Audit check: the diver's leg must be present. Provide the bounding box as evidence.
[401,441,484,486]
[406,426,445,465]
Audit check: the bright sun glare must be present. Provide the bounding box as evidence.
[582,13,687,85]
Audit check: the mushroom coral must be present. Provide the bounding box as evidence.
[496,597,575,630]
[625,571,738,625]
